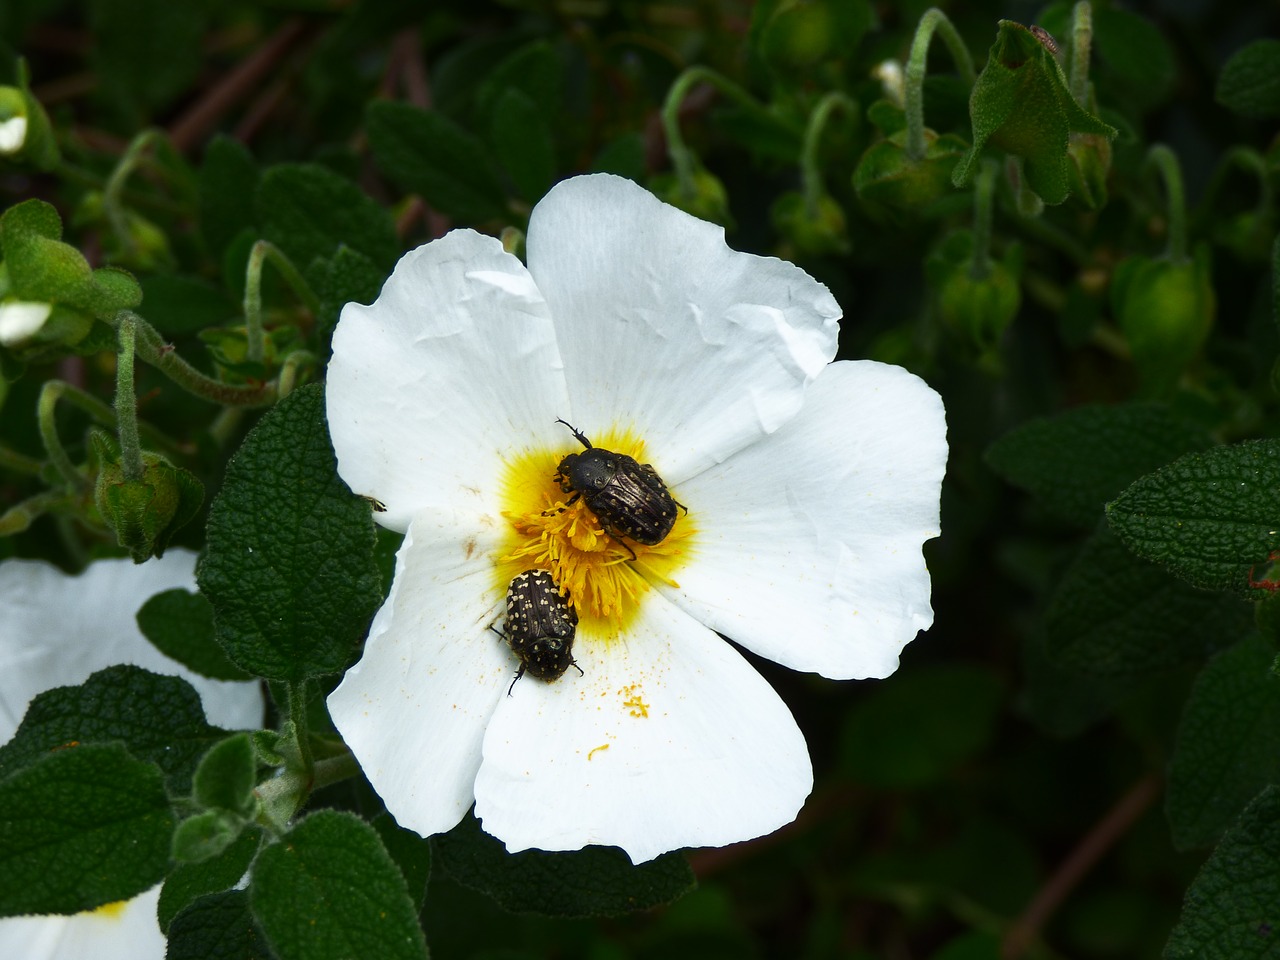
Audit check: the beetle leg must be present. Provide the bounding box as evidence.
[555,418,593,449]
[508,662,526,696]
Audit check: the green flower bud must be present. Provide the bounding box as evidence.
[0,79,59,171]
[75,191,175,273]
[952,20,1116,205]
[93,433,205,563]
[648,166,733,227]
[1068,130,1113,210]
[929,229,1022,354]
[757,0,870,74]
[1111,245,1215,395]
[770,191,849,257]
[854,127,970,211]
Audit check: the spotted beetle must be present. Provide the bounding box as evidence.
[553,419,685,550]
[498,570,581,694]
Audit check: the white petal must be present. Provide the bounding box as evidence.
[0,116,26,155]
[328,511,513,839]
[473,592,813,863]
[661,360,947,680]
[0,883,165,959]
[526,174,841,481]
[0,300,51,346]
[326,230,572,532]
[0,552,264,739]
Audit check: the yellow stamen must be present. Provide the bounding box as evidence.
[494,428,695,642]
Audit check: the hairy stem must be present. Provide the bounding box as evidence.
[904,8,976,160]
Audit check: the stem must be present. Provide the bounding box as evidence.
[277,350,316,400]
[38,382,95,489]
[1201,146,1273,229]
[969,159,998,279]
[115,311,277,407]
[1068,2,1093,106]
[1002,774,1161,959]
[243,241,322,367]
[1145,144,1189,261]
[0,446,45,475]
[0,491,68,535]
[800,93,858,213]
[114,316,144,482]
[904,8,976,161]
[287,681,314,778]
[102,129,164,259]
[660,66,770,198]
[253,751,360,833]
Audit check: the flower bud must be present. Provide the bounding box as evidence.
[0,81,58,171]
[1068,130,1113,210]
[1111,245,1215,394]
[770,191,850,257]
[648,167,733,227]
[952,20,1116,206]
[937,258,1022,352]
[93,434,205,563]
[854,128,970,211]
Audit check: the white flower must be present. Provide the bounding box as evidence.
[0,550,265,958]
[0,300,52,347]
[325,173,947,863]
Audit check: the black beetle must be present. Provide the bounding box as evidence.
[497,570,582,695]
[553,419,685,550]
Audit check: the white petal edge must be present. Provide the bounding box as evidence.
[473,590,813,863]
[325,229,573,532]
[526,173,841,483]
[0,551,264,739]
[0,300,51,346]
[658,360,947,680]
[0,883,165,960]
[328,511,514,840]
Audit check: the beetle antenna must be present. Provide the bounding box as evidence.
[555,418,592,449]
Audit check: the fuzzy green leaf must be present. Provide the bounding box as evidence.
[489,87,556,203]
[192,733,256,815]
[1106,439,1280,597]
[434,813,695,917]
[249,810,427,960]
[136,588,253,682]
[1046,527,1249,676]
[199,135,260,260]
[1216,39,1280,118]
[0,665,234,795]
[257,163,399,272]
[365,100,509,223]
[0,742,173,916]
[1168,634,1280,850]
[199,384,381,680]
[1165,785,1280,958]
[167,890,273,960]
[986,403,1210,528]
[159,829,261,932]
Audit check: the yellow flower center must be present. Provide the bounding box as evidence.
[494,428,695,642]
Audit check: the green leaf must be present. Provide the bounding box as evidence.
[200,135,260,260]
[0,665,235,795]
[0,742,173,916]
[489,88,556,203]
[365,100,509,223]
[167,890,273,960]
[373,813,431,909]
[1106,439,1280,597]
[838,664,1004,787]
[1092,6,1176,112]
[1046,526,1249,676]
[257,163,399,272]
[307,245,385,354]
[1216,39,1280,118]
[136,588,253,682]
[1165,785,1280,958]
[476,40,562,119]
[985,403,1210,528]
[159,829,261,932]
[434,813,695,917]
[249,809,427,960]
[199,384,381,680]
[193,733,256,815]
[172,809,244,863]
[1168,634,1280,850]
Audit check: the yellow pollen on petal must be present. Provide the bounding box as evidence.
[494,428,696,642]
[89,900,129,919]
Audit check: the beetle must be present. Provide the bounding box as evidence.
[496,570,582,694]
[552,419,685,551]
